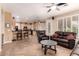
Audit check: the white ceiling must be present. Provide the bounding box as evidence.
[1,3,79,22]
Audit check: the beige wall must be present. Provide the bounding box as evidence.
[4,11,13,44]
[36,22,45,30]
[33,22,37,30]
[56,10,79,19]
[12,18,16,29]
[0,6,16,51]
[39,22,46,30]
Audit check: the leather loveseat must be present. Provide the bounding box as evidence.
[52,31,76,49]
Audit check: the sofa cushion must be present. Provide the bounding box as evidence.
[66,34,75,40]
[52,33,59,38]
[63,32,69,36]
[57,39,68,43]
[56,31,63,36]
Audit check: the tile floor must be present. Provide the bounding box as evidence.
[0,33,72,56]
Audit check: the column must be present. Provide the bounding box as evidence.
[0,5,2,52]
[0,5,5,51]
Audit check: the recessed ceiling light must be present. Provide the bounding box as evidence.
[16,16,19,19]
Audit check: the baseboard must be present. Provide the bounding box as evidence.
[3,40,12,44]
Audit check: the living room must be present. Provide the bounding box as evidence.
[0,1,79,56]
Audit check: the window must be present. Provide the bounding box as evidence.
[66,17,71,32]
[57,15,79,38]
[72,16,78,33]
[58,19,63,31]
[63,18,66,32]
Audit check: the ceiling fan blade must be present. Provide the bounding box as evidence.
[57,3,67,6]
[64,3,68,6]
[45,3,55,8]
[45,6,52,8]
[51,3,55,5]
[48,9,51,12]
[51,3,55,6]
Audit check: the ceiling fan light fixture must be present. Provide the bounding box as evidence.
[45,3,68,13]
[51,6,56,10]
[16,16,20,19]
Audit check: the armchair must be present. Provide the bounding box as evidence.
[36,30,49,43]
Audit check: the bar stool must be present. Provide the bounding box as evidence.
[23,30,28,39]
[17,30,22,40]
[12,31,17,41]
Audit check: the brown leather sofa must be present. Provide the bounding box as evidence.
[52,31,76,49]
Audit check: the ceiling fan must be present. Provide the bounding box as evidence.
[44,3,68,12]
